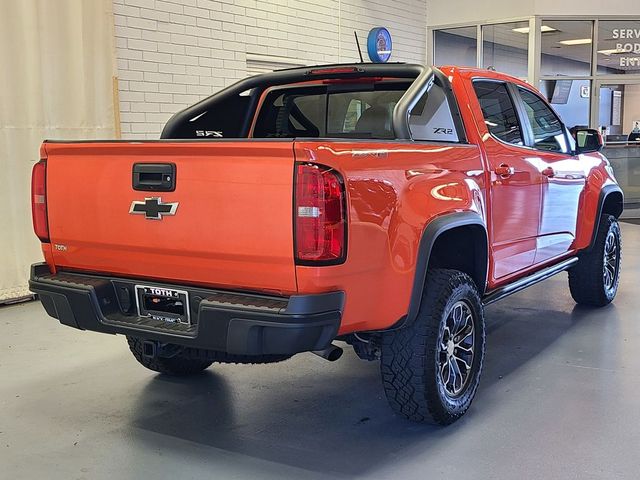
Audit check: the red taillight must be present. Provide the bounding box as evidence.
[31,160,49,242]
[307,67,362,75]
[295,163,346,264]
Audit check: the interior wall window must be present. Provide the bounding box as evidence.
[434,26,477,67]
[482,22,530,79]
[540,21,593,77]
[409,81,460,142]
[597,20,640,75]
[472,81,524,146]
[518,87,569,153]
[598,81,640,206]
[538,79,591,131]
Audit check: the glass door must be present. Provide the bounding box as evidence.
[595,79,640,212]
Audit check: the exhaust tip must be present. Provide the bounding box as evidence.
[312,344,343,362]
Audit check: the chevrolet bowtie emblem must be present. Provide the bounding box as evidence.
[129,197,179,220]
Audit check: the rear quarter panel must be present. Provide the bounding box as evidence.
[294,140,486,334]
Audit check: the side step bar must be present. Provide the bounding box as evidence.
[482,257,578,306]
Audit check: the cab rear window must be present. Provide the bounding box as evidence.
[252,82,410,139]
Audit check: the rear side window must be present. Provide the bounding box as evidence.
[517,87,569,154]
[252,83,408,139]
[409,82,460,142]
[162,94,251,139]
[473,81,524,146]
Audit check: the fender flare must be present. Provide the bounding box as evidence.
[585,185,624,253]
[404,211,488,327]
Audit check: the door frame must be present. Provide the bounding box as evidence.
[591,77,640,134]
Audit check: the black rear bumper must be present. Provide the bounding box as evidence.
[29,263,343,356]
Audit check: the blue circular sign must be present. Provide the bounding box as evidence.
[367,27,392,63]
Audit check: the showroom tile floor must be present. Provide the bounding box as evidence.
[1,223,639,480]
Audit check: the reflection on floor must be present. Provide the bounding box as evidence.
[1,224,639,480]
[620,206,640,219]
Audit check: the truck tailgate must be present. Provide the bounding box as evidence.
[43,141,297,294]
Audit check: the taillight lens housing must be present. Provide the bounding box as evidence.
[295,163,346,265]
[31,160,49,242]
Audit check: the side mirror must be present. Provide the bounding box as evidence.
[573,128,604,154]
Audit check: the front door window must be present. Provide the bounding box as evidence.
[518,87,570,153]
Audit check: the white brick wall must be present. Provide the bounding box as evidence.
[114,0,427,139]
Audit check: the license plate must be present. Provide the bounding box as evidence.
[135,285,190,325]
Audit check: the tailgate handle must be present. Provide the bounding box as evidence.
[132,163,176,192]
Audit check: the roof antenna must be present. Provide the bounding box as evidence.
[354,31,364,63]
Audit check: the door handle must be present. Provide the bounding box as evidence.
[495,164,515,177]
[132,163,176,192]
[542,166,555,178]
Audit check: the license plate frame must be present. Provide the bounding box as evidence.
[134,284,191,326]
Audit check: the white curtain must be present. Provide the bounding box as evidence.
[0,0,117,302]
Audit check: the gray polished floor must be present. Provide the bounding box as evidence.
[2,224,639,480]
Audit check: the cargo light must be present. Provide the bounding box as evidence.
[31,159,50,242]
[294,163,346,265]
[307,67,363,75]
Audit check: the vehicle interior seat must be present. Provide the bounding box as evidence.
[354,105,393,138]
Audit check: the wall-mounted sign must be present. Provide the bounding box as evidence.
[611,29,640,68]
[551,80,572,104]
[367,27,392,63]
[580,85,590,98]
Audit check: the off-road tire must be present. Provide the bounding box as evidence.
[127,336,213,376]
[569,214,622,307]
[380,269,485,425]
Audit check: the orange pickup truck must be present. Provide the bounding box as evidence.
[30,63,623,424]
